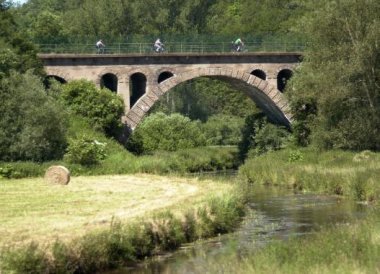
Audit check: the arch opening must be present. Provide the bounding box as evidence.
[44,75,66,88]
[277,69,293,92]
[130,72,147,107]
[46,75,66,84]
[158,71,174,83]
[250,69,266,80]
[101,73,118,92]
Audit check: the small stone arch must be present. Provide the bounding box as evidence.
[100,73,118,92]
[277,69,293,92]
[125,67,293,131]
[46,75,67,84]
[129,72,147,107]
[158,71,174,83]
[250,69,266,80]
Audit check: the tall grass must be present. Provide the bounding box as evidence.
[238,148,380,202]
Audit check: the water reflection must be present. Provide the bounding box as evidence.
[109,181,368,274]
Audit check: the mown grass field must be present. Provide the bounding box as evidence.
[0,174,234,248]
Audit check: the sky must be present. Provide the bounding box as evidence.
[12,0,28,5]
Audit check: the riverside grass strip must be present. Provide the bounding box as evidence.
[238,148,380,202]
[0,174,247,273]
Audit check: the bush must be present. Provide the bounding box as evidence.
[61,80,124,138]
[239,113,290,160]
[201,114,244,146]
[248,120,290,158]
[126,112,207,154]
[64,136,107,166]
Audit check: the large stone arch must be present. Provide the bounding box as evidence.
[124,67,293,130]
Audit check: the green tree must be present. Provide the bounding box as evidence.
[288,0,380,150]
[0,72,68,161]
[0,0,43,77]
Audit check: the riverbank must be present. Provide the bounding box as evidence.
[0,174,247,273]
[192,206,380,274]
[239,148,380,202]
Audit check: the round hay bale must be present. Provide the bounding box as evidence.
[44,165,70,185]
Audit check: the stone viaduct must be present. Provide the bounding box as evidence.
[39,52,302,131]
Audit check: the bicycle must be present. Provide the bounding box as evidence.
[230,42,246,52]
[153,44,165,53]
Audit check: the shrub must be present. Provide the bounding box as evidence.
[61,80,124,138]
[64,136,107,166]
[126,112,207,154]
[1,243,49,274]
[201,114,244,146]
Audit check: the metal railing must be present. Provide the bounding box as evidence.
[37,41,306,54]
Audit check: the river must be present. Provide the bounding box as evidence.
[108,175,369,273]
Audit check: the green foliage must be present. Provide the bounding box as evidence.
[64,135,107,166]
[151,78,258,122]
[0,72,68,161]
[0,164,15,179]
[148,211,186,251]
[201,114,244,146]
[31,11,68,44]
[239,148,380,202]
[288,150,303,163]
[126,112,206,154]
[77,222,134,272]
[206,0,306,35]
[288,0,380,151]
[145,146,240,173]
[1,242,49,274]
[247,119,290,158]
[61,80,124,137]
[0,1,44,77]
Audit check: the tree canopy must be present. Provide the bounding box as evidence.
[288,0,380,150]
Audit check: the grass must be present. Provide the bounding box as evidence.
[199,207,380,274]
[0,174,247,273]
[0,174,235,248]
[238,148,380,202]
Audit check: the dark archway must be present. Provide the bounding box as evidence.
[277,69,293,92]
[101,73,118,92]
[130,73,147,107]
[158,71,174,83]
[44,75,67,89]
[250,69,266,80]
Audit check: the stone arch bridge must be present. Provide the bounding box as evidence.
[40,52,302,131]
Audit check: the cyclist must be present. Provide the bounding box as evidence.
[233,38,244,52]
[95,40,105,54]
[154,38,164,52]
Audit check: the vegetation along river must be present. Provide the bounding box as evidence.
[108,175,369,273]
